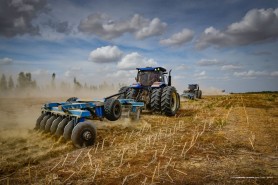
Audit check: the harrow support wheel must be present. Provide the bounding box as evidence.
[35,113,46,130]
[39,114,51,130]
[55,118,69,136]
[71,122,97,148]
[104,98,122,121]
[63,120,74,140]
[44,115,56,132]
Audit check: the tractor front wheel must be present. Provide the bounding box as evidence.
[161,86,180,116]
[118,86,129,99]
[71,122,97,148]
[126,88,138,99]
[151,88,162,113]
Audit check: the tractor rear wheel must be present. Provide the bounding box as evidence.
[161,86,180,116]
[63,120,74,140]
[198,90,202,99]
[118,86,129,99]
[71,122,97,148]
[55,118,69,136]
[176,93,181,109]
[151,88,162,113]
[104,98,122,121]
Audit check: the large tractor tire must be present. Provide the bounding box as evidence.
[151,88,162,113]
[43,115,57,131]
[39,114,51,131]
[118,86,129,99]
[55,118,69,136]
[104,98,122,121]
[176,93,181,109]
[126,88,138,99]
[35,113,46,130]
[161,86,180,116]
[198,90,202,99]
[63,120,74,140]
[66,97,78,103]
[71,122,97,148]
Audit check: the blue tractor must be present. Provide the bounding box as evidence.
[181,84,202,100]
[118,67,180,116]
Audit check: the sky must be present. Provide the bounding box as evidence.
[0,0,278,93]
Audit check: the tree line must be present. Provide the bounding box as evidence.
[0,72,126,94]
[0,72,36,92]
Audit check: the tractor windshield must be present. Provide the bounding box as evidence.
[137,71,162,86]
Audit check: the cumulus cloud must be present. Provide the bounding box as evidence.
[0,57,13,65]
[197,59,223,66]
[160,28,194,46]
[0,0,48,37]
[196,8,278,49]
[117,52,157,70]
[89,46,123,63]
[78,13,167,40]
[221,64,242,71]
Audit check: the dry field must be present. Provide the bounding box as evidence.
[0,93,277,184]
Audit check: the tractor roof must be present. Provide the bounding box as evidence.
[136,67,167,72]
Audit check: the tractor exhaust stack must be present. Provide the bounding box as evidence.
[168,69,172,86]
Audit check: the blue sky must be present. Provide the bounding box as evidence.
[0,0,278,93]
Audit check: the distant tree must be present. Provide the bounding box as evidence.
[51,73,56,89]
[84,82,88,89]
[52,73,56,80]
[8,76,14,90]
[0,74,8,92]
[17,72,37,89]
[73,77,82,89]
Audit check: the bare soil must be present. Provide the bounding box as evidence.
[0,94,277,184]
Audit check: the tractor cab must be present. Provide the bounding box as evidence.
[188,84,199,92]
[136,67,167,86]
